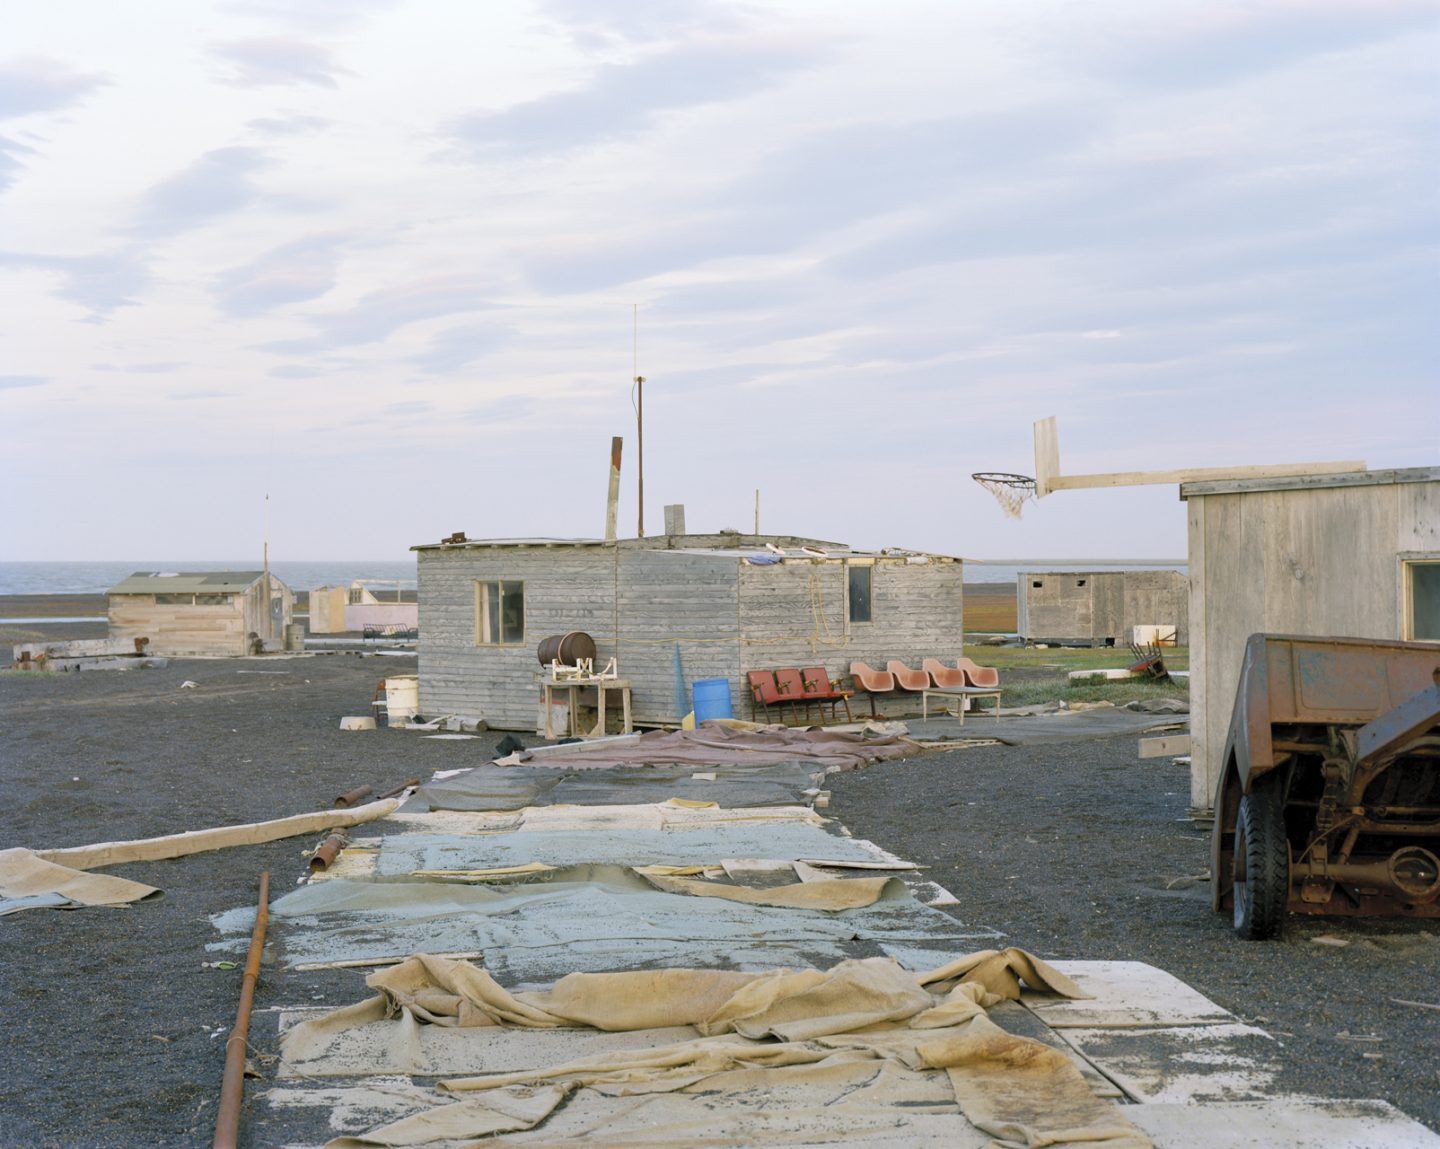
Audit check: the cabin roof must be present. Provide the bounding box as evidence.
[411,535,963,562]
[1179,466,1440,499]
[108,571,268,595]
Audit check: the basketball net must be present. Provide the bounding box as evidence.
[972,473,1037,520]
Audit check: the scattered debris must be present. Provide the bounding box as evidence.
[338,716,375,731]
[180,680,198,689]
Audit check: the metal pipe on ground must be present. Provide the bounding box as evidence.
[333,784,373,808]
[309,832,347,871]
[214,870,270,1149]
[377,778,421,801]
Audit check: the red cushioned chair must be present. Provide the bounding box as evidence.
[774,667,817,725]
[802,666,853,724]
[746,670,780,722]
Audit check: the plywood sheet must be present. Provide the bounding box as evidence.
[1129,1099,1440,1149]
[1056,1023,1279,1102]
[1022,961,1235,1028]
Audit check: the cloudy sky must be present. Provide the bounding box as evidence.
[2,0,1436,563]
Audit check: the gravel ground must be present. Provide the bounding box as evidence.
[0,653,512,1148]
[3,658,1437,1144]
[827,740,1440,1131]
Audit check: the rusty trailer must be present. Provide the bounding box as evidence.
[1212,634,1440,938]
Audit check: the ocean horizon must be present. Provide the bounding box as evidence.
[0,558,1187,595]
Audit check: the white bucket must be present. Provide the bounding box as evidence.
[385,675,420,724]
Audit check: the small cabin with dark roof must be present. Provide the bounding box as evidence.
[107,570,293,656]
[412,531,965,731]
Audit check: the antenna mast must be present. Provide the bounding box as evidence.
[633,304,645,538]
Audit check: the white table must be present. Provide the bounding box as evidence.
[921,686,1002,724]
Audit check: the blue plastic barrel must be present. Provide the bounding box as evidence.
[691,678,734,723]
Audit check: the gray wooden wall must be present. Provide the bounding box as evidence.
[107,577,293,656]
[416,546,968,730]
[1017,571,1188,645]
[1187,476,1440,810]
[737,557,966,720]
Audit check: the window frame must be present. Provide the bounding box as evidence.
[846,561,873,626]
[474,579,526,647]
[1400,555,1440,642]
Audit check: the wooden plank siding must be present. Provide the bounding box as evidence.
[416,545,965,730]
[107,575,293,656]
[1017,571,1187,646]
[738,557,966,721]
[1185,478,1440,810]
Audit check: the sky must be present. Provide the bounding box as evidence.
[1,0,1436,563]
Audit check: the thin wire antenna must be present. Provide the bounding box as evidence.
[632,303,645,538]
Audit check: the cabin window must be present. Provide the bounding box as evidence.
[1076,579,1086,588]
[475,580,525,645]
[194,594,233,606]
[155,594,194,605]
[1404,561,1440,641]
[847,564,872,624]
[1032,581,1043,589]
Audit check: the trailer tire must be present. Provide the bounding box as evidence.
[1232,776,1288,940]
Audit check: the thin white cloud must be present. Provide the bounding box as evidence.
[131,146,273,236]
[211,37,352,88]
[0,55,108,120]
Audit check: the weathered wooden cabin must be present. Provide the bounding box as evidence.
[413,533,965,730]
[1183,467,1440,811]
[107,571,294,656]
[1016,569,1188,647]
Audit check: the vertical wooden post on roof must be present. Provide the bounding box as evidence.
[606,436,623,542]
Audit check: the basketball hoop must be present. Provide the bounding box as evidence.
[972,472,1037,519]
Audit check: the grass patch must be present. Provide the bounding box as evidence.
[965,644,1189,672]
[964,644,1189,709]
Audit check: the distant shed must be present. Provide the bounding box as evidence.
[1182,467,1440,811]
[1016,569,1188,647]
[412,533,965,730]
[107,571,293,656]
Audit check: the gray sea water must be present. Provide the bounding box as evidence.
[0,561,417,596]
[0,558,1185,595]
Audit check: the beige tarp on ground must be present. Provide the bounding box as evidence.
[290,951,1148,1149]
[919,1015,1153,1149]
[34,796,401,870]
[498,725,920,773]
[2,798,401,915]
[0,847,159,914]
[639,872,896,911]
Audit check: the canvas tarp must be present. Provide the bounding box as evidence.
[495,725,920,773]
[33,797,400,870]
[221,868,999,977]
[283,952,1149,1149]
[404,763,821,813]
[0,847,159,915]
[283,950,1083,1069]
[372,821,886,876]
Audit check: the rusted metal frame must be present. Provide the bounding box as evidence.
[1354,673,1440,766]
[214,871,270,1149]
